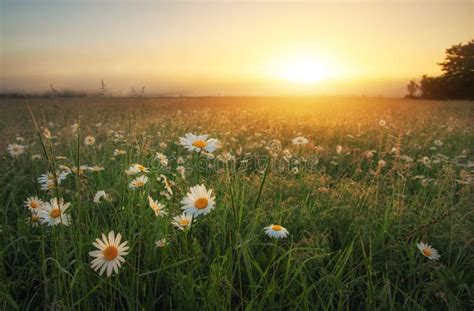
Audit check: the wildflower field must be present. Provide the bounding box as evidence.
[0,97,473,309]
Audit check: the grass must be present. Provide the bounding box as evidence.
[0,96,473,310]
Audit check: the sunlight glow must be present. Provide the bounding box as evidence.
[279,58,330,84]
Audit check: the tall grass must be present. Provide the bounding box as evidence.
[0,97,473,309]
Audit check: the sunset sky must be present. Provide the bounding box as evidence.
[1,0,473,96]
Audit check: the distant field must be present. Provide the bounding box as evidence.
[1,97,473,309]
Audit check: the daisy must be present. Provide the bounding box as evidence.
[176,165,186,179]
[129,175,148,189]
[71,122,79,134]
[171,213,193,231]
[155,238,169,248]
[158,174,174,196]
[7,143,25,157]
[264,224,289,239]
[178,133,219,153]
[180,184,216,216]
[84,135,96,146]
[125,164,149,176]
[364,150,376,159]
[89,231,129,277]
[336,145,343,154]
[89,166,105,172]
[416,242,441,260]
[38,172,68,191]
[26,212,41,227]
[420,156,431,166]
[42,128,52,139]
[31,154,42,160]
[24,196,44,212]
[292,136,309,145]
[93,191,108,204]
[155,152,169,166]
[38,198,71,226]
[148,196,168,217]
[113,149,126,156]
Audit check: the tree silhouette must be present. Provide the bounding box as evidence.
[409,39,474,100]
[405,79,418,98]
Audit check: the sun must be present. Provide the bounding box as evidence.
[279,58,329,84]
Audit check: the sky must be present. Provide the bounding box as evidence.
[1,0,473,97]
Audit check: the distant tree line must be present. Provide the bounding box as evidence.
[0,80,147,98]
[406,39,474,100]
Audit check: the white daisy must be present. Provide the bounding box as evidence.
[24,196,44,212]
[180,184,216,217]
[89,231,129,277]
[147,196,168,217]
[84,135,96,146]
[158,174,174,196]
[155,238,169,248]
[93,191,108,204]
[264,224,289,239]
[7,143,25,157]
[113,149,126,156]
[176,165,186,179]
[129,175,148,189]
[31,154,42,160]
[291,136,309,145]
[420,156,431,166]
[42,128,52,139]
[71,122,79,134]
[26,212,41,227]
[38,172,67,191]
[89,166,105,172]
[155,152,169,166]
[178,133,219,153]
[416,242,441,260]
[38,198,71,226]
[171,213,193,231]
[364,150,376,159]
[125,164,149,176]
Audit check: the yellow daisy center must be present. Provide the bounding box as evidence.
[194,198,209,209]
[134,181,144,187]
[31,201,40,209]
[31,215,39,222]
[422,248,432,257]
[103,245,119,261]
[192,140,207,149]
[137,165,145,171]
[50,208,61,218]
[13,146,20,152]
[179,219,190,226]
[271,225,283,231]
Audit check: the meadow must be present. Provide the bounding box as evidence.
[0,96,473,310]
